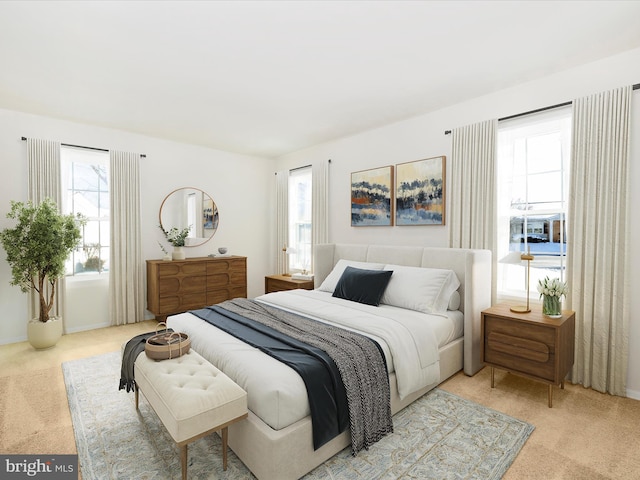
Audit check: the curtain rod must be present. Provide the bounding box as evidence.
[21,137,147,158]
[444,82,640,135]
[274,159,331,175]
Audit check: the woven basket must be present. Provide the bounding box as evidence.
[145,323,191,361]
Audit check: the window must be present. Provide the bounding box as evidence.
[288,166,312,273]
[497,107,571,299]
[61,146,110,276]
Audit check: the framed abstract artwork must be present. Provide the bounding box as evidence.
[395,156,445,226]
[350,165,394,226]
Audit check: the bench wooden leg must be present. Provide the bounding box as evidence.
[222,427,228,470]
[181,444,187,480]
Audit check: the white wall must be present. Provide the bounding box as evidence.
[0,109,274,343]
[275,47,640,398]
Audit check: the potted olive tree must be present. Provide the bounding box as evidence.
[0,198,83,349]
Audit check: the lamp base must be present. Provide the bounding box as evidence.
[510,305,531,313]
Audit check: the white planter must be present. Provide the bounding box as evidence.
[172,246,186,260]
[27,317,63,350]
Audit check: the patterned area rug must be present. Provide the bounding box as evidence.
[62,351,534,479]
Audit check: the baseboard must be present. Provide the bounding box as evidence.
[0,335,27,346]
[65,322,111,334]
[1,320,152,345]
[626,388,640,400]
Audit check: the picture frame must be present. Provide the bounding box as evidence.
[350,165,394,226]
[395,156,445,226]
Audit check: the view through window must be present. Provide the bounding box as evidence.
[497,107,571,299]
[288,166,312,273]
[61,146,110,276]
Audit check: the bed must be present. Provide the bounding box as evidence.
[167,243,491,479]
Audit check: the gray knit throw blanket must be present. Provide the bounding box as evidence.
[220,298,393,455]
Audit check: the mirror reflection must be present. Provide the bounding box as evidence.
[159,187,218,247]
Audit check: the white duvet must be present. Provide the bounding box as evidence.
[167,290,450,431]
[258,290,442,399]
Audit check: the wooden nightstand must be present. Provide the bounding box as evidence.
[481,303,575,407]
[265,274,314,294]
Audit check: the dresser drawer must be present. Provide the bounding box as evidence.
[207,272,246,289]
[207,286,247,304]
[159,275,207,296]
[207,258,246,275]
[483,315,556,382]
[157,262,206,277]
[158,293,208,314]
[484,316,556,347]
[267,278,301,292]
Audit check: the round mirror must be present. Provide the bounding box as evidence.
[159,187,219,247]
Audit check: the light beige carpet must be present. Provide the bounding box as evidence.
[441,369,640,479]
[0,321,156,459]
[1,320,640,479]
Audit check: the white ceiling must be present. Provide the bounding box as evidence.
[1,1,640,158]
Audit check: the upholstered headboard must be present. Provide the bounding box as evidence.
[313,243,492,376]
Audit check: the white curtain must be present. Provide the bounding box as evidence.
[109,150,144,325]
[275,171,288,275]
[567,86,632,396]
[449,120,498,301]
[311,160,330,269]
[26,138,66,329]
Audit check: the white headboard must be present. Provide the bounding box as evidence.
[314,243,492,376]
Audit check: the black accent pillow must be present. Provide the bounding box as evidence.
[332,266,393,306]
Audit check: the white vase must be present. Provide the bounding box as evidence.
[172,246,186,260]
[27,317,63,350]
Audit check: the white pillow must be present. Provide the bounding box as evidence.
[381,264,461,314]
[318,259,385,293]
[448,290,461,311]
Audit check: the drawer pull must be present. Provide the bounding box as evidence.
[488,332,549,363]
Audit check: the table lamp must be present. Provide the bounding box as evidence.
[500,249,535,313]
[282,244,296,276]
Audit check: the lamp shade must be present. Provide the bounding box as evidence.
[500,250,535,264]
[500,251,526,264]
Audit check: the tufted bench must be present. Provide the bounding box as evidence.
[134,349,248,479]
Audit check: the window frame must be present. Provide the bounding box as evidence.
[61,146,110,277]
[496,106,572,302]
[287,166,313,274]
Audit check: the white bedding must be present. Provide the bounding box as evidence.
[167,289,460,432]
[261,290,464,350]
[258,290,448,397]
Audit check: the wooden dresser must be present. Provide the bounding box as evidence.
[147,256,247,321]
[481,303,575,407]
